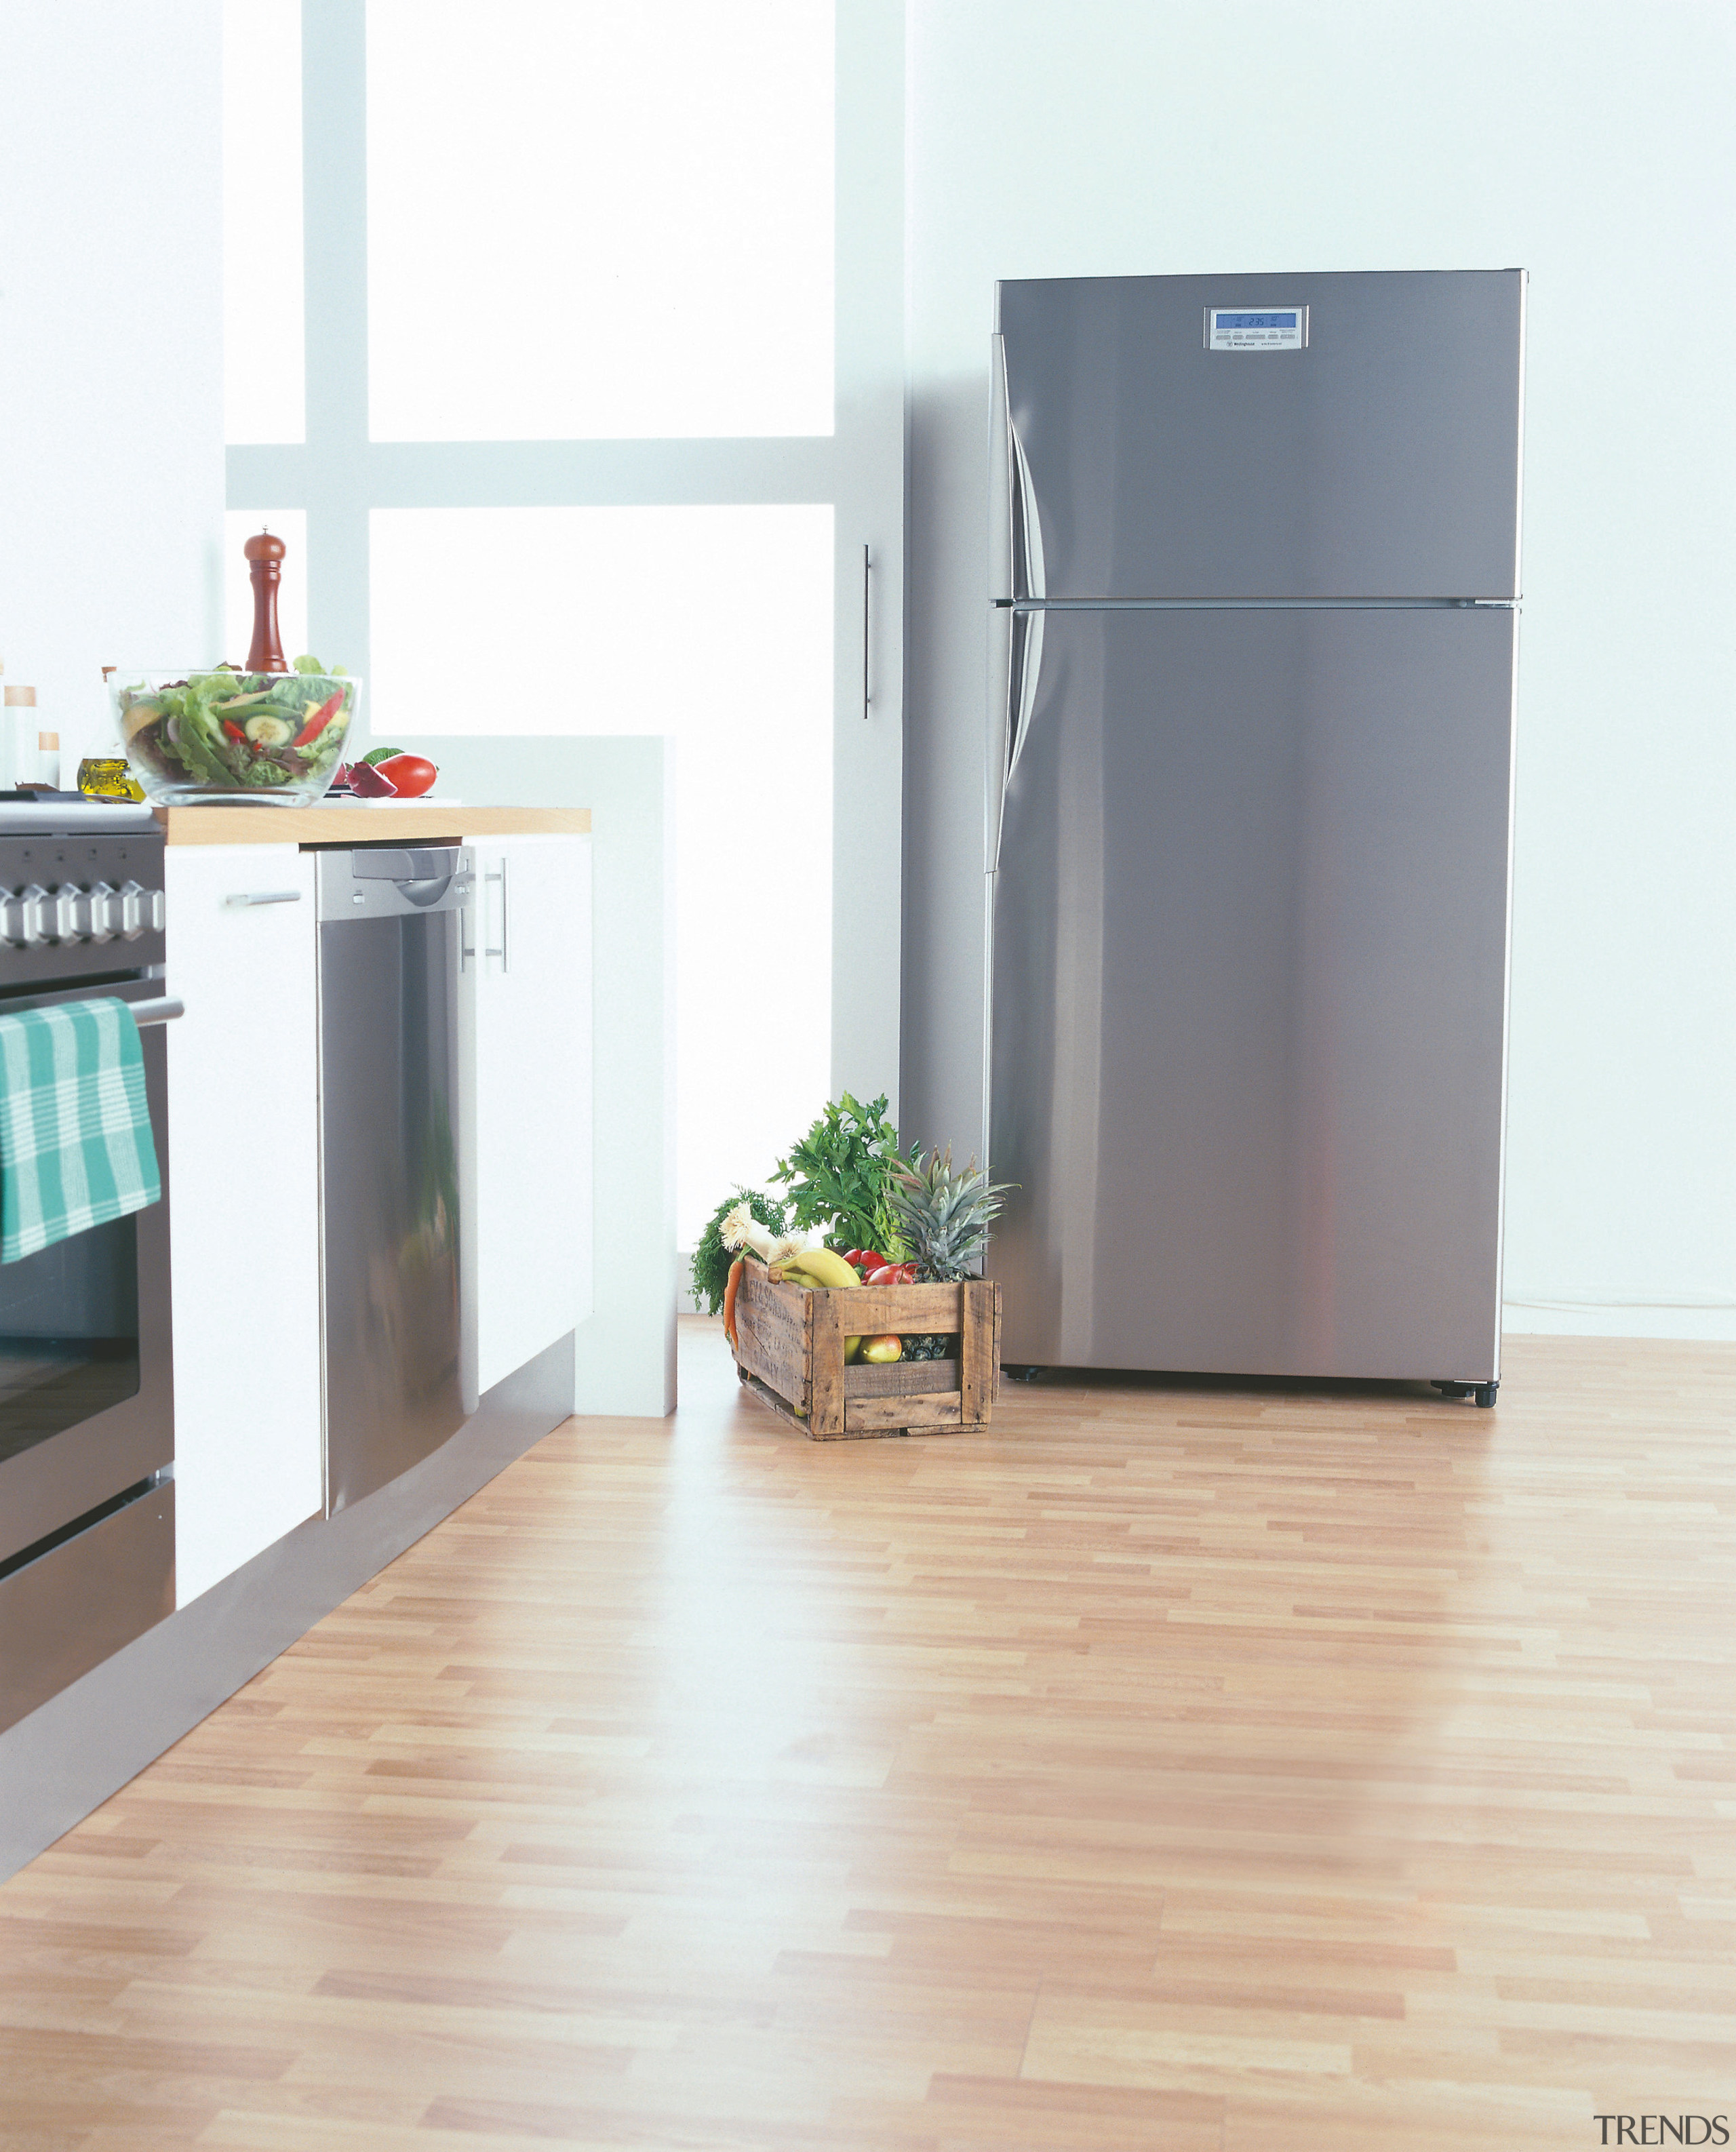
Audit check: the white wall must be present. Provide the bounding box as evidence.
[0,2,224,768]
[902,0,1736,1339]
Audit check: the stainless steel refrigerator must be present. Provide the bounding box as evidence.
[985,271,1525,1404]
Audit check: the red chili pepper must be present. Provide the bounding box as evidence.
[292,688,345,748]
[221,719,246,741]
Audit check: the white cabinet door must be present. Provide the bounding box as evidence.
[165,845,321,1605]
[465,833,591,1396]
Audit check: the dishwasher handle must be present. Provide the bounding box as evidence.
[351,848,462,883]
[317,848,473,921]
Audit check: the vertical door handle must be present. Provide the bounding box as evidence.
[1007,606,1045,785]
[989,333,1014,602]
[484,860,509,972]
[1011,425,1046,603]
[987,606,1046,883]
[862,543,871,719]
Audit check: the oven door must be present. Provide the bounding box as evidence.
[0,978,176,1568]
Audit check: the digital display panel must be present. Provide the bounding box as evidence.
[1207,306,1308,352]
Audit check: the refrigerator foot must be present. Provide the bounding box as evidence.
[1002,1365,1046,1382]
[1432,1381,1472,1399]
[1474,1381,1499,1410]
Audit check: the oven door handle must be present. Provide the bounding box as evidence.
[130,997,184,1027]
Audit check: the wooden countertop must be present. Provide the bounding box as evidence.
[155,803,590,846]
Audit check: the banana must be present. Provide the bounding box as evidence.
[767,1246,865,1359]
[784,1248,863,1292]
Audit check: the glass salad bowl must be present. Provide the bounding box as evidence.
[113,665,360,805]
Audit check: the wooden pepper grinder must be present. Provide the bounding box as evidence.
[243,527,288,673]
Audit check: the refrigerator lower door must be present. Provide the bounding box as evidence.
[989,605,1516,1382]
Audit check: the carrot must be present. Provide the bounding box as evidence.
[722,1256,745,1351]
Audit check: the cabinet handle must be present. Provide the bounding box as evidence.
[224,890,302,908]
[484,861,509,972]
[863,542,871,719]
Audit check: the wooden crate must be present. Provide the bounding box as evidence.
[732,1262,1001,1441]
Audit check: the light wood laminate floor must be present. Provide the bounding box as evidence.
[2,1324,1732,2150]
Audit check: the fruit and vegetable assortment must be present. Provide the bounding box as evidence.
[707,1092,1010,1367]
[116,657,355,797]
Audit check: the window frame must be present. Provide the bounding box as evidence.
[226,0,905,1121]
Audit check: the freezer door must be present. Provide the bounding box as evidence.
[988,606,1516,1382]
[994,271,1524,601]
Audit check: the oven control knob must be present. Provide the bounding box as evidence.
[149,888,165,932]
[80,881,119,944]
[116,879,147,940]
[2,883,49,947]
[51,887,82,941]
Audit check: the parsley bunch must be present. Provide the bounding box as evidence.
[771,1093,909,1258]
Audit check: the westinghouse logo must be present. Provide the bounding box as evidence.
[1594,2123,1729,2147]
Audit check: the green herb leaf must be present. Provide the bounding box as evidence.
[770,1092,910,1257]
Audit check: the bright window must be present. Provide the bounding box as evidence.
[371,504,833,1243]
[366,0,835,441]
[225,1,904,1274]
[222,0,304,444]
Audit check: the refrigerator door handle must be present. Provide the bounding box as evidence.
[989,336,1014,602]
[1011,424,1046,603]
[990,334,1047,603]
[1008,605,1044,783]
[987,605,1045,875]
[987,606,1013,871]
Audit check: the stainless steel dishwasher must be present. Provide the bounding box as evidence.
[317,845,475,1513]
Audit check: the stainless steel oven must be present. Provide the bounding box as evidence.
[0,808,177,1733]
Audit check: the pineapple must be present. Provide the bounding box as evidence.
[888,1147,1010,1361]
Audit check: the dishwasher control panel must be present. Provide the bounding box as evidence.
[315,845,473,923]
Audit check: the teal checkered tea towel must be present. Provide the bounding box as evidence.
[0,997,161,1262]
